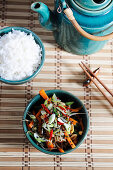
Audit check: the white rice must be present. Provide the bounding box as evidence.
[0,29,42,81]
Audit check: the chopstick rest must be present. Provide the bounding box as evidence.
[79,62,113,107]
[83,67,100,87]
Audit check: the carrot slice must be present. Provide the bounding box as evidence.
[39,89,48,100]
[28,120,34,129]
[70,106,82,112]
[56,142,65,153]
[64,130,76,149]
[36,108,42,119]
[58,147,64,153]
[46,141,54,150]
[69,118,78,125]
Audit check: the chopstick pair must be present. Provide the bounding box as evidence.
[79,61,113,107]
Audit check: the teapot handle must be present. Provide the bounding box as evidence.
[64,8,113,41]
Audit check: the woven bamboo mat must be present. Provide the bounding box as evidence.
[0,0,113,170]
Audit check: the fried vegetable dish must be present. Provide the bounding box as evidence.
[26,89,84,153]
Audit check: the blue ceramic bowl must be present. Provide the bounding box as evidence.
[23,89,89,155]
[0,27,45,85]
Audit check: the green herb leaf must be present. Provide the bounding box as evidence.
[44,99,48,105]
[28,114,36,120]
[65,102,74,106]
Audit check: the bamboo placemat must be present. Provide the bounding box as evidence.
[0,0,113,170]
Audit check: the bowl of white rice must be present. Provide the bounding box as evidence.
[0,27,45,84]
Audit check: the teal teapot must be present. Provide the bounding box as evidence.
[31,0,113,55]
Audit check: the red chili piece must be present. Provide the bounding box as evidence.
[58,106,69,118]
[61,106,71,118]
[65,106,71,110]
[49,129,53,140]
[44,114,48,122]
[57,121,64,125]
[58,106,66,112]
[41,104,52,114]
[61,111,69,118]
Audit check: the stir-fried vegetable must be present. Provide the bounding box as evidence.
[39,89,48,100]
[26,89,84,152]
[64,130,76,149]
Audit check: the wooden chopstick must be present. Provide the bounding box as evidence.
[81,61,113,97]
[79,62,113,107]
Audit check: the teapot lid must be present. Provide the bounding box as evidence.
[67,0,113,15]
[71,0,111,10]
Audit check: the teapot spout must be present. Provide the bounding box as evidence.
[31,2,57,31]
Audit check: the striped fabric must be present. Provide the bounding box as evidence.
[0,0,113,170]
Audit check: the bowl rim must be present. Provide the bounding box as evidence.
[0,26,45,85]
[23,89,89,155]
